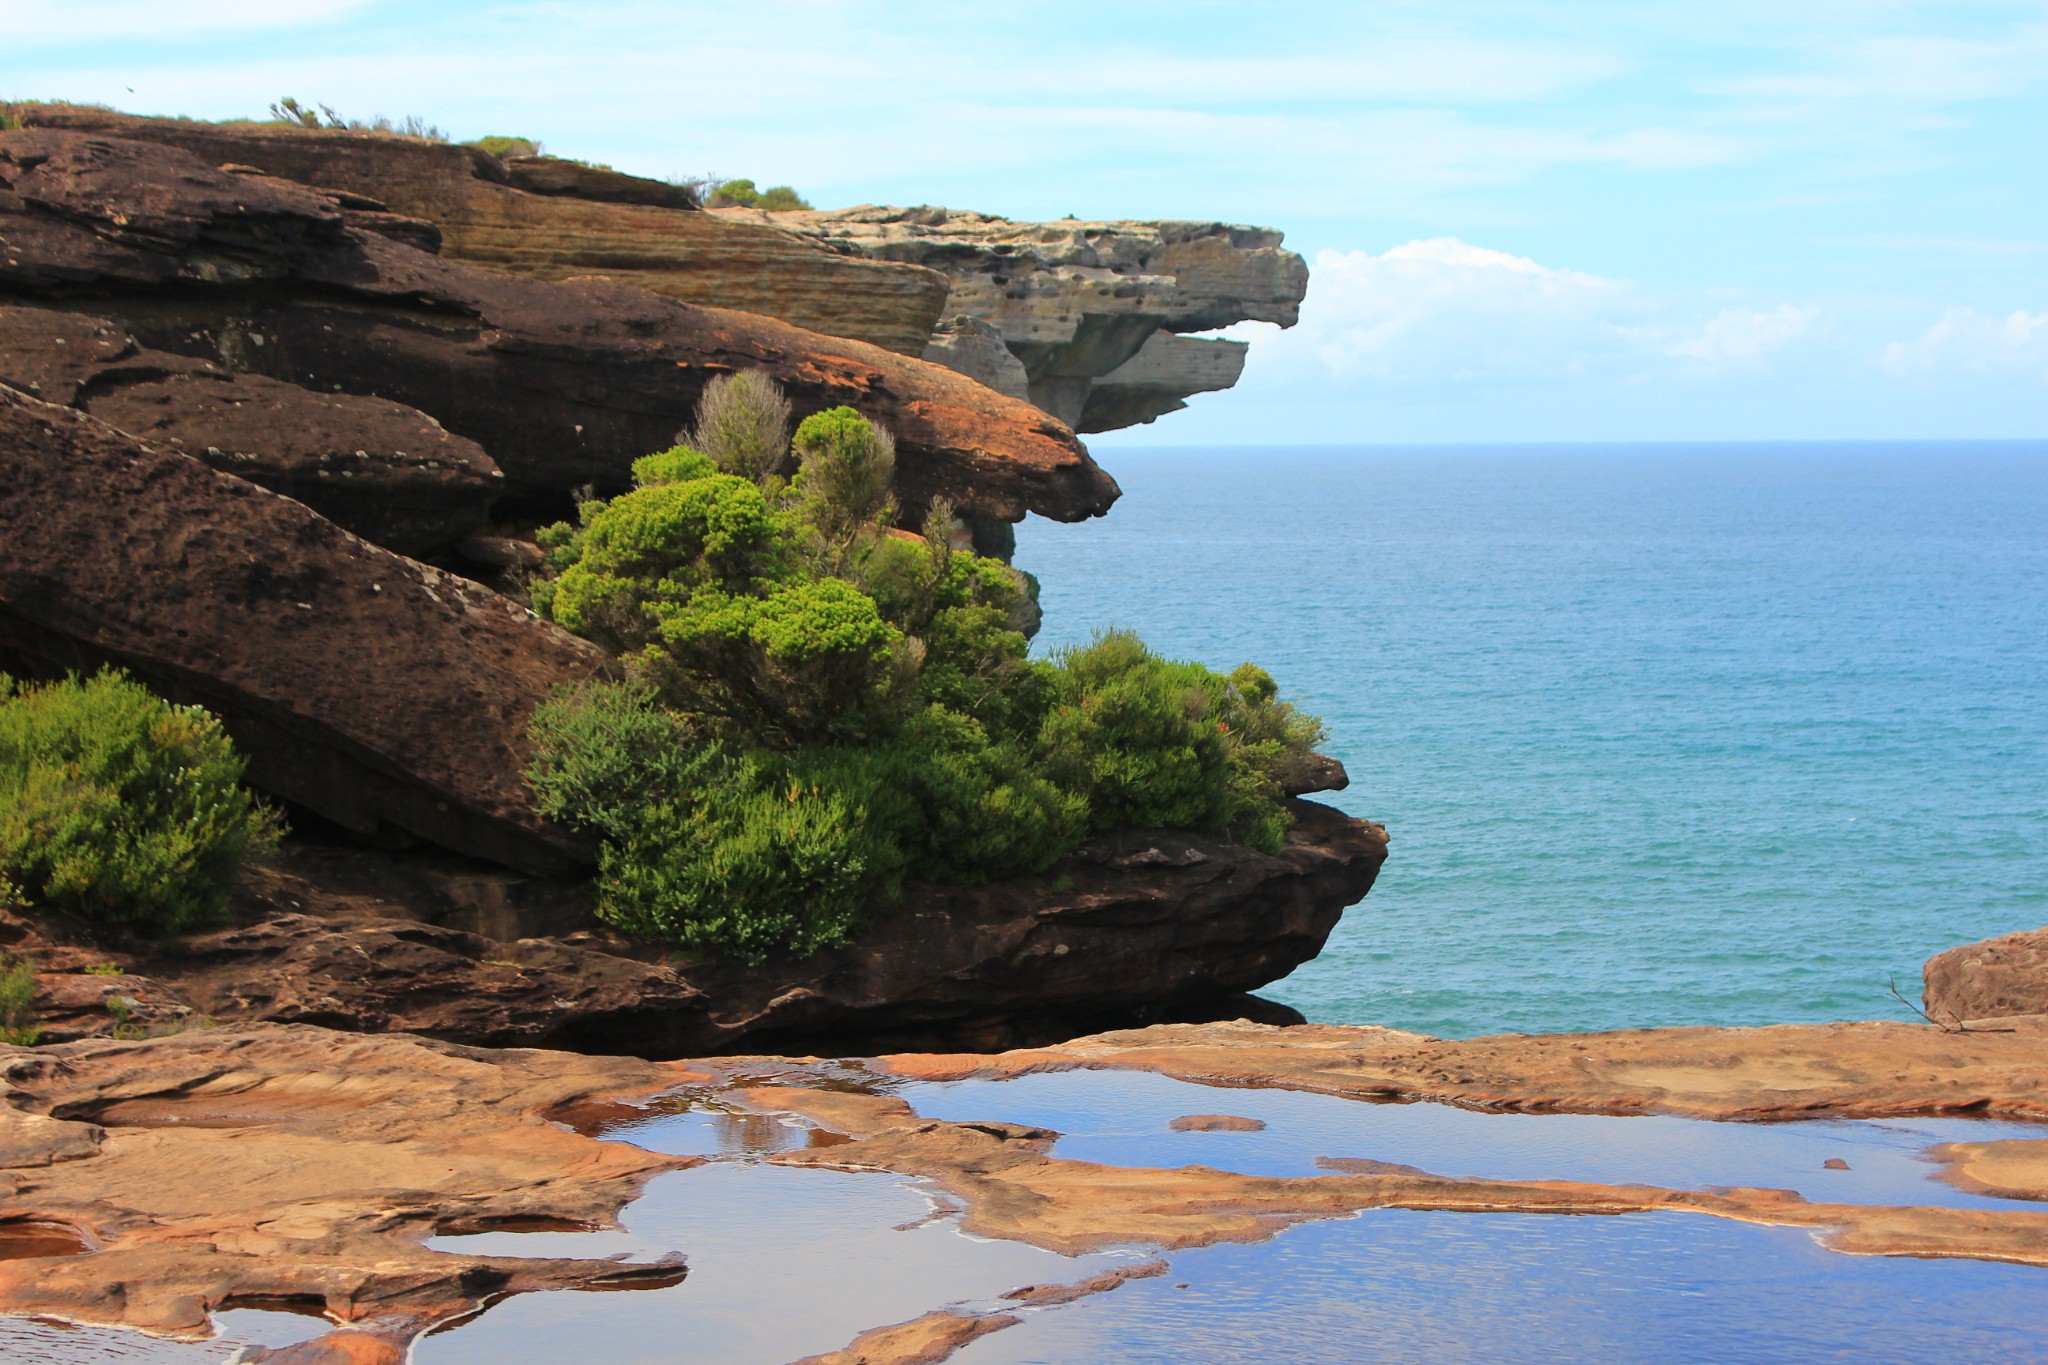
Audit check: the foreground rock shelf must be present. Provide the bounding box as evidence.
[2,1013,2046,1364]
[13,800,1388,1057]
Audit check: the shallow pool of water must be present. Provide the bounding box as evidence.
[950,1209,2048,1364]
[893,1069,2048,1210]
[420,1157,1133,1365]
[0,1309,329,1364]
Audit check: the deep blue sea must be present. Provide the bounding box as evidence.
[1017,442,2048,1038]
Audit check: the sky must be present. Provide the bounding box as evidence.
[7,1,2045,444]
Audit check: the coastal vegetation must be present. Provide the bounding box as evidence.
[706,177,813,211]
[0,670,278,936]
[526,376,1325,961]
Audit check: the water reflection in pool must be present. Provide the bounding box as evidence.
[893,1068,2048,1209]
[949,1209,2048,1364]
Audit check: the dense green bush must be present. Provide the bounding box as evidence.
[527,383,1326,960]
[471,134,543,158]
[707,179,814,211]
[0,670,279,935]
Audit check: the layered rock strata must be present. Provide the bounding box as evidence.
[0,388,604,872]
[11,105,951,357]
[0,305,500,556]
[729,205,1310,432]
[0,128,1116,525]
[17,800,1387,1056]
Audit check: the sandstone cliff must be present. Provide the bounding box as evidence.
[12,107,1305,437]
[722,204,1310,432]
[10,104,950,356]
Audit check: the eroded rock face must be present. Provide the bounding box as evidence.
[727,205,1309,432]
[27,800,1387,1056]
[1924,926,2048,1025]
[0,388,605,872]
[0,305,501,556]
[11,106,950,357]
[0,128,1117,526]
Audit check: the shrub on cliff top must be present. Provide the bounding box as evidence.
[0,670,279,935]
[526,384,1325,961]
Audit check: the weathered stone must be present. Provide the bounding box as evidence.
[729,204,1308,432]
[0,128,1116,526]
[921,314,1031,402]
[0,304,502,557]
[0,387,605,872]
[11,107,949,356]
[80,799,1387,1056]
[0,1027,691,1342]
[1924,926,2048,1025]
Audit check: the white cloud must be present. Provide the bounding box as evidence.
[1881,307,2048,378]
[1239,239,1820,388]
[1653,304,1820,365]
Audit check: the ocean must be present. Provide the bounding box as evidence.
[1016,442,2048,1038]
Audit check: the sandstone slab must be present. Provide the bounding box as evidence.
[0,387,605,871]
[0,304,501,556]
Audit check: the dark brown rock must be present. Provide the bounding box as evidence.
[0,387,604,872]
[1924,926,2048,1024]
[0,129,1116,526]
[12,107,949,357]
[0,304,502,556]
[97,799,1386,1057]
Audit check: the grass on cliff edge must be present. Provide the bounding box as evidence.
[0,669,279,937]
[525,376,1326,964]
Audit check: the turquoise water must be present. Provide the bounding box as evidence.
[1019,442,2048,1037]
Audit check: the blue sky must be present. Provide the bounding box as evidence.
[8,1,2044,443]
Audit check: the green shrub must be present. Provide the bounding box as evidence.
[754,185,813,212]
[472,135,542,158]
[792,406,896,543]
[709,178,759,207]
[0,958,39,1047]
[0,670,279,934]
[525,382,1328,958]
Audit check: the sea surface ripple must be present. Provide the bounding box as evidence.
[1018,441,2048,1037]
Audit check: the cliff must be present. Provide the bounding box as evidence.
[722,204,1310,432]
[10,107,1306,436]
[9,105,950,357]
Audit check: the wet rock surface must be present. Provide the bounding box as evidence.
[0,127,1114,525]
[0,1007,2045,1364]
[0,1027,691,1352]
[0,387,605,872]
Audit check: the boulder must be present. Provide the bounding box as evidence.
[0,305,501,557]
[1924,927,2048,1024]
[101,800,1387,1056]
[0,387,605,872]
[10,106,950,357]
[0,128,1117,526]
